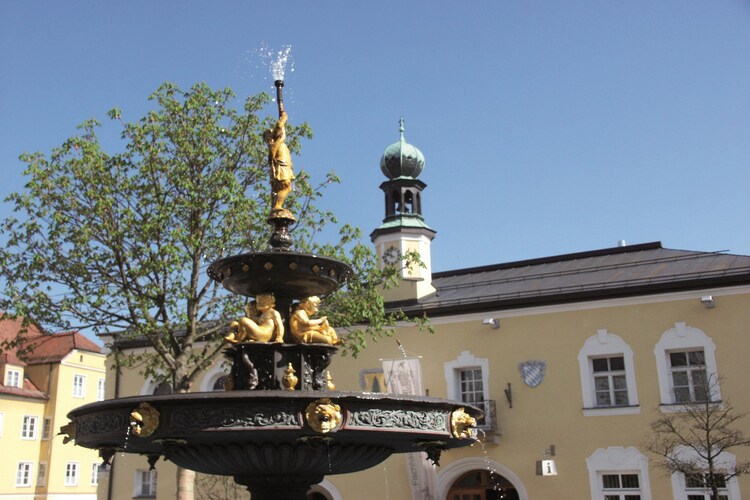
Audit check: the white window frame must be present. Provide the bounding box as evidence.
[37,461,47,486]
[586,447,652,500]
[654,323,721,409]
[97,378,106,401]
[16,461,33,487]
[73,374,86,398]
[578,330,639,416]
[134,469,157,497]
[669,447,741,500]
[444,351,489,402]
[6,368,22,388]
[21,415,39,440]
[65,461,79,486]
[91,461,100,485]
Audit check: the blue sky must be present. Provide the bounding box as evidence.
[1,1,748,272]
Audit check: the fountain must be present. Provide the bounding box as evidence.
[62,55,481,500]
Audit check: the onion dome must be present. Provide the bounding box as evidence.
[380,118,425,179]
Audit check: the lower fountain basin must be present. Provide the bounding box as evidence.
[68,390,481,480]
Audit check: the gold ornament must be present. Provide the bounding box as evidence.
[450,408,477,439]
[305,398,342,433]
[130,402,160,437]
[282,363,298,391]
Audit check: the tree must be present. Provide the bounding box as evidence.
[644,376,750,500]
[0,81,426,499]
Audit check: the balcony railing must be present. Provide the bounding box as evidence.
[474,399,498,433]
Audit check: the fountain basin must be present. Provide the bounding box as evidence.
[207,252,353,298]
[68,391,481,477]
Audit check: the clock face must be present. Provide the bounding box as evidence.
[383,247,401,265]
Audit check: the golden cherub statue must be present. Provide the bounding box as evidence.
[264,101,295,214]
[224,294,284,343]
[290,296,341,345]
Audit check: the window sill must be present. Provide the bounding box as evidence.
[133,496,156,499]
[582,405,640,417]
[659,400,724,413]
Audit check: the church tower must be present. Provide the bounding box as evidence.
[371,118,436,301]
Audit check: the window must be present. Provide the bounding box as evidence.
[444,351,492,429]
[65,462,79,486]
[21,415,38,439]
[669,448,741,499]
[37,462,47,486]
[42,417,51,440]
[593,356,629,407]
[669,350,708,402]
[16,462,33,487]
[212,375,227,391]
[6,368,22,388]
[586,447,652,500]
[685,473,729,500]
[135,469,157,497]
[601,473,642,499]
[97,378,106,401]
[578,330,639,416]
[91,462,100,485]
[654,323,721,408]
[73,374,86,398]
[459,368,484,405]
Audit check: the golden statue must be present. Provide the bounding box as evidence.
[264,105,295,214]
[224,294,284,343]
[290,296,341,345]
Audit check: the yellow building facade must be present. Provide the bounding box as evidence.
[0,318,106,500]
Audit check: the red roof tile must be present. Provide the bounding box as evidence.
[1,314,101,364]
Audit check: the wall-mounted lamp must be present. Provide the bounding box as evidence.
[482,318,500,329]
[504,383,512,408]
[700,295,716,309]
[536,444,558,476]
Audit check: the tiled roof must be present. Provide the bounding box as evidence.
[389,242,750,315]
[23,331,102,363]
[0,378,47,400]
[0,315,46,365]
[0,314,101,364]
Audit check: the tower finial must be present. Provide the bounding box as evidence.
[399,117,405,141]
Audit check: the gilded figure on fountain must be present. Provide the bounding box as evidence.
[224,293,284,343]
[290,296,341,345]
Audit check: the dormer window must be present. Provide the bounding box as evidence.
[5,368,22,388]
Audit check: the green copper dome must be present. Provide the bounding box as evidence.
[380,118,425,179]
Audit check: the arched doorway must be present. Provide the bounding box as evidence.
[447,470,519,500]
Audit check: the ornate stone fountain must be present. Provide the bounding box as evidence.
[64,77,481,500]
